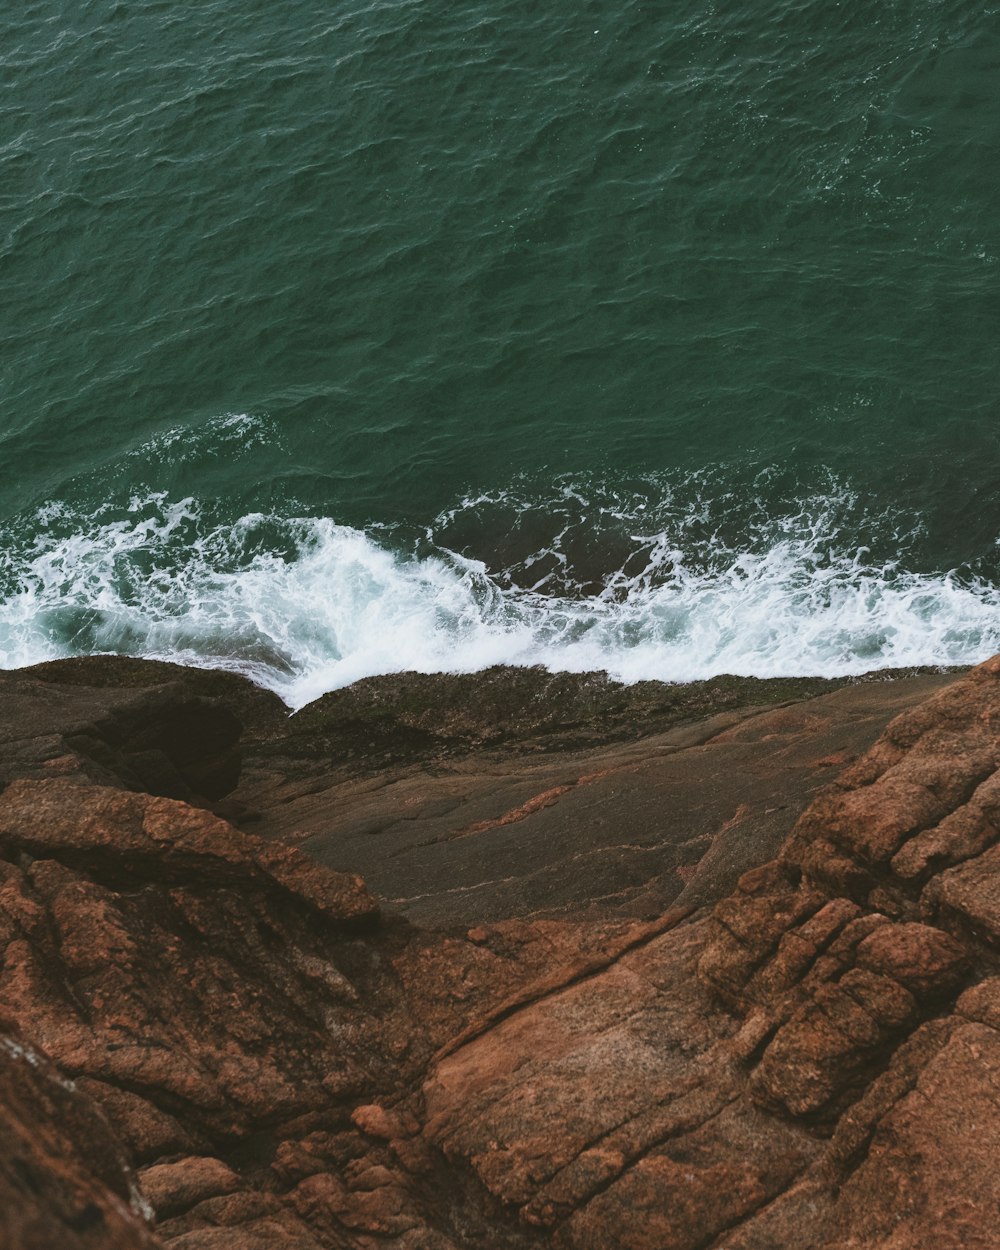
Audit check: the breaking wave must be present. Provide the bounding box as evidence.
[2,472,999,710]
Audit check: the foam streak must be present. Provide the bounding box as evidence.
[2,491,998,709]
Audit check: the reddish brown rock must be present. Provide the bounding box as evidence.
[0,772,418,1247]
[138,1158,240,1220]
[555,1103,815,1250]
[750,967,917,1116]
[417,656,1000,1247]
[0,1026,159,1250]
[891,769,1000,882]
[819,1020,1000,1250]
[6,655,1000,1249]
[854,921,969,996]
[956,977,1000,1029]
[351,1102,419,1141]
[925,841,1000,948]
[0,778,377,924]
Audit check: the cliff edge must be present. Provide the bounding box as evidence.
[1,656,997,1248]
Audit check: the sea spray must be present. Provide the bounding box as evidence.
[3,478,999,709]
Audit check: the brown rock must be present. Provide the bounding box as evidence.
[956,977,1000,1029]
[891,770,1000,881]
[0,1027,159,1249]
[72,1077,200,1162]
[925,841,1000,947]
[138,1158,240,1220]
[854,922,968,996]
[819,1021,1000,1249]
[817,777,947,863]
[750,968,917,1116]
[165,1217,323,1250]
[556,1103,815,1250]
[0,779,377,924]
[351,1102,419,1141]
[7,655,1000,1249]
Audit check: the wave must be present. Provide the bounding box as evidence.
[2,481,999,709]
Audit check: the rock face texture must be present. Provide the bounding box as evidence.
[235,666,953,926]
[4,655,1000,1247]
[0,1025,159,1250]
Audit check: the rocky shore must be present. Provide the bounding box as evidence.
[3,654,1000,1248]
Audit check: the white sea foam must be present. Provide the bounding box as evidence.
[118,411,278,469]
[2,489,999,709]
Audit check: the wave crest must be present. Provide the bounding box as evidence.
[2,481,998,708]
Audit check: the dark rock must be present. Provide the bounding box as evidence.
[238,669,955,927]
[0,1023,159,1249]
[0,658,286,805]
[138,1157,240,1220]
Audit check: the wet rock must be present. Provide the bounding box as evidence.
[0,658,285,803]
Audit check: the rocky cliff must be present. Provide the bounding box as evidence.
[2,655,999,1248]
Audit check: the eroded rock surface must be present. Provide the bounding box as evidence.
[4,656,1000,1248]
[238,668,953,926]
[423,657,1000,1248]
[0,1025,158,1250]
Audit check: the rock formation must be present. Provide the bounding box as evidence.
[3,654,1000,1247]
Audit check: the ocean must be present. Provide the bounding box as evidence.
[2,0,999,708]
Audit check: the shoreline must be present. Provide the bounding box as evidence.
[10,647,970,719]
[3,655,970,925]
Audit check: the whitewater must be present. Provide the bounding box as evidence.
[3,435,999,710]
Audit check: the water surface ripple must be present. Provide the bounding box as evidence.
[2,0,999,700]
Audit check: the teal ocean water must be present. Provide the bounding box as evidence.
[2,0,999,706]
